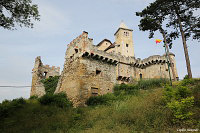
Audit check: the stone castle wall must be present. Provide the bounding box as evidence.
[31,56,60,97]
[53,31,178,106]
[31,30,178,106]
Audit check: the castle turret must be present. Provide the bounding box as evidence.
[114,21,134,57]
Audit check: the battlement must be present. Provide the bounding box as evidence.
[67,31,88,47]
[44,65,60,72]
[31,24,178,106]
[64,32,175,70]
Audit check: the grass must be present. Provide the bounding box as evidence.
[0,78,199,133]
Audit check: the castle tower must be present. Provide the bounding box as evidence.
[114,22,134,57]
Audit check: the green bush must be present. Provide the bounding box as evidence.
[137,78,169,90]
[86,93,116,106]
[41,76,60,94]
[29,95,38,100]
[192,84,200,107]
[163,80,196,125]
[114,84,138,96]
[167,96,194,124]
[181,78,195,86]
[174,86,192,100]
[0,98,26,118]
[183,75,189,79]
[39,93,72,108]
[114,79,168,95]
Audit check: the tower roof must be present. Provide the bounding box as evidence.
[119,21,129,29]
[114,21,133,35]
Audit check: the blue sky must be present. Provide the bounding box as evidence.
[0,0,199,102]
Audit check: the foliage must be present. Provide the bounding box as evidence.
[162,79,200,125]
[137,78,169,89]
[136,0,200,46]
[41,76,60,95]
[29,95,38,100]
[86,93,117,106]
[0,0,40,30]
[0,98,26,119]
[0,79,199,132]
[181,78,196,86]
[136,0,200,78]
[87,79,169,106]
[39,93,72,108]
[167,97,194,124]
[184,75,189,79]
[192,84,200,107]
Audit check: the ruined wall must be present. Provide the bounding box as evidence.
[31,56,60,97]
[55,31,118,106]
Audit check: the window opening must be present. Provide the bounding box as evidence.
[91,87,98,96]
[75,49,78,53]
[140,73,142,79]
[96,70,101,75]
[44,72,48,78]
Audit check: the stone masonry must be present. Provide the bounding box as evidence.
[31,22,178,106]
[31,56,60,97]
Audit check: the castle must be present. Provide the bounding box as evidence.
[31,22,179,106]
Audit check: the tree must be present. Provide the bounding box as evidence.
[136,0,200,79]
[136,1,177,81]
[0,0,40,30]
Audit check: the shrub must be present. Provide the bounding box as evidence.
[114,84,138,96]
[29,95,38,100]
[41,76,60,94]
[181,78,195,86]
[39,93,72,108]
[167,96,194,125]
[114,79,169,95]
[192,84,200,107]
[86,93,116,106]
[163,82,196,125]
[183,75,189,79]
[137,78,169,90]
[0,98,26,118]
[174,86,192,100]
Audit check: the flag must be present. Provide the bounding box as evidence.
[155,39,162,44]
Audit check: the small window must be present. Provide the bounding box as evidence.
[44,72,47,78]
[124,32,129,37]
[96,70,101,75]
[91,87,98,96]
[75,49,78,53]
[126,44,129,47]
[140,74,142,79]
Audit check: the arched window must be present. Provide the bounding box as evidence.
[140,73,142,79]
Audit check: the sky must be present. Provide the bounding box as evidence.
[0,0,199,102]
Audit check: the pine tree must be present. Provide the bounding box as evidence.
[136,0,200,79]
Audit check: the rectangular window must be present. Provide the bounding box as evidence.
[91,87,98,96]
[75,49,78,53]
[126,44,129,47]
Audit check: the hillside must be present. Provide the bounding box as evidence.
[0,78,199,133]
